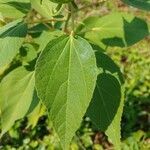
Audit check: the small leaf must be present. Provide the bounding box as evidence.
[77,13,149,48]
[0,0,30,18]
[26,91,39,115]
[35,35,97,149]
[0,20,27,68]
[31,0,62,19]
[123,0,150,11]
[0,67,35,135]
[27,103,45,128]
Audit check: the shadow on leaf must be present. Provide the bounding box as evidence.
[87,73,121,131]
[3,2,31,14]
[101,17,149,47]
[0,22,27,38]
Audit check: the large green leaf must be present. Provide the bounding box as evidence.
[31,0,61,19]
[86,51,124,149]
[0,0,30,18]
[0,67,35,135]
[123,0,150,11]
[77,13,149,48]
[35,35,97,149]
[0,20,27,68]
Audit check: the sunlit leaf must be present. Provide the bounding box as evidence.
[0,0,30,18]
[77,13,149,48]
[31,0,62,19]
[35,35,97,149]
[0,67,35,135]
[35,30,64,52]
[0,20,27,68]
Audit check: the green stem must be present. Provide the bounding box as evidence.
[64,6,71,33]
[28,18,66,24]
[70,3,75,32]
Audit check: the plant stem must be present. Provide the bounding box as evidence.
[70,3,75,32]
[64,3,75,34]
[64,6,71,33]
[28,18,66,24]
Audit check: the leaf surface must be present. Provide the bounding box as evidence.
[31,0,61,19]
[0,67,35,135]
[27,103,45,128]
[77,13,149,48]
[86,51,124,149]
[87,73,121,131]
[35,35,97,149]
[95,51,124,83]
[35,30,63,52]
[123,0,150,11]
[0,0,30,18]
[106,88,124,150]
[0,20,27,68]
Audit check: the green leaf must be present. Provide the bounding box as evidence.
[0,20,27,68]
[27,103,45,128]
[50,0,72,3]
[0,0,30,18]
[0,67,35,135]
[26,91,39,115]
[88,74,123,150]
[106,88,124,150]
[31,0,62,19]
[123,0,150,11]
[35,35,97,149]
[77,13,149,48]
[95,51,124,84]
[86,51,124,149]
[35,30,64,52]
[19,43,37,63]
[87,73,121,131]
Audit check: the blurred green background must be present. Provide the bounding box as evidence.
[0,0,150,149]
